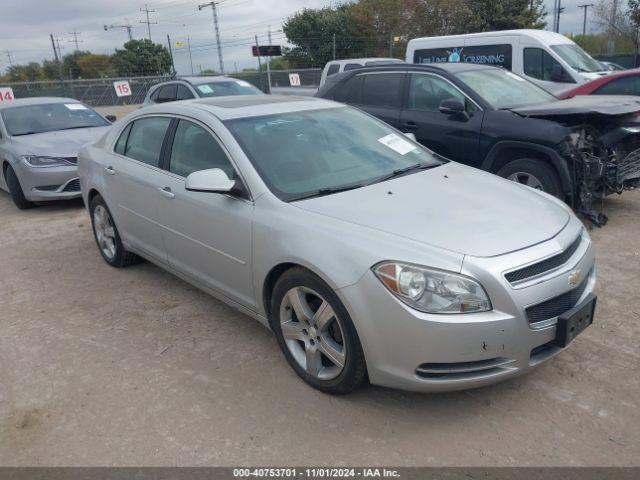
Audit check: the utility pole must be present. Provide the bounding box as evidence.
[167,34,176,75]
[140,4,157,41]
[68,30,82,51]
[4,50,12,68]
[389,32,393,57]
[50,33,63,80]
[187,36,194,75]
[333,33,336,60]
[104,23,134,41]
[254,35,263,91]
[555,0,565,33]
[578,4,594,37]
[198,1,224,74]
[55,37,65,59]
[266,27,272,91]
[608,0,619,54]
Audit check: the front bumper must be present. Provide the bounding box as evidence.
[14,161,81,201]
[338,217,596,392]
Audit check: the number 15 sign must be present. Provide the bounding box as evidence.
[0,87,15,102]
[113,81,131,97]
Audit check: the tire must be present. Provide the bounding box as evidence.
[89,194,140,268]
[497,158,562,198]
[4,165,35,210]
[270,267,367,394]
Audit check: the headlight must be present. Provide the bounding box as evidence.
[373,262,491,314]
[22,156,74,168]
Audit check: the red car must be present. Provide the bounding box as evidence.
[559,68,640,99]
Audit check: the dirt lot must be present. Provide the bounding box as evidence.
[0,180,639,466]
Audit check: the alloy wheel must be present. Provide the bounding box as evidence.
[279,286,347,380]
[507,172,544,190]
[93,205,117,260]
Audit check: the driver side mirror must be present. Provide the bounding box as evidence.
[185,168,236,193]
[105,115,117,123]
[550,64,573,83]
[439,99,468,119]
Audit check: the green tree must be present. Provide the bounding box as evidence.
[459,0,546,33]
[259,57,291,71]
[77,54,114,78]
[41,59,62,80]
[283,5,366,68]
[6,62,43,82]
[112,39,172,77]
[62,50,92,79]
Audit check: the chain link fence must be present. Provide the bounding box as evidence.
[0,69,323,107]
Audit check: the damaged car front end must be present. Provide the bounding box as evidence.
[514,96,640,226]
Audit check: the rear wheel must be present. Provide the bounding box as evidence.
[90,194,140,268]
[270,267,367,394]
[5,165,34,209]
[497,158,562,198]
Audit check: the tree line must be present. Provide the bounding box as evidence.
[1,39,173,83]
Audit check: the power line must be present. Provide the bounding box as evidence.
[198,1,224,73]
[68,30,83,51]
[140,4,158,40]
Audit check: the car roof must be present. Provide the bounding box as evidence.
[341,62,497,75]
[161,76,246,86]
[408,29,574,46]
[325,58,404,67]
[0,96,81,110]
[137,95,340,121]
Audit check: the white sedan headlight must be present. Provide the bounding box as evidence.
[22,156,74,168]
[373,262,492,314]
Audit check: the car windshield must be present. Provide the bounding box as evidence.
[551,44,603,73]
[456,68,556,109]
[225,107,442,201]
[1,102,109,136]
[194,80,262,97]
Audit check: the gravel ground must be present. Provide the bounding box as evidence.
[0,172,638,466]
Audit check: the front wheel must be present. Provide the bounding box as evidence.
[270,267,367,394]
[497,158,562,198]
[90,194,140,268]
[5,165,35,210]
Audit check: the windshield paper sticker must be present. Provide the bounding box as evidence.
[65,103,88,110]
[236,80,252,87]
[197,85,214,93]
[378,134,417,155]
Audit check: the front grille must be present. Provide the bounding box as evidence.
[62,178,80,192]
[525,271,590,324]
[505,235,582,284]
[35,184,60,191]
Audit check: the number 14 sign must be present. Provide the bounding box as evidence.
[113,81,131,97]
[0,87,15,102]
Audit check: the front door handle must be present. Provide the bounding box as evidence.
[158,186,175,199]
[104,166,116,175]
[401,121,419,131]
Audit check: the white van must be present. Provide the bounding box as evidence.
[405,29,609,94]
[319,58,404,87]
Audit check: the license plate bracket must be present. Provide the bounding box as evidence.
[554,293,596,348]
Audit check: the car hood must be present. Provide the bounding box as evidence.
[511,95,640,118]
[294,162,570,258]
[10,126,110,157]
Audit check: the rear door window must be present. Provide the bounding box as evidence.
[123,116,172,167]
[344,63,363,71]
[360,73,404,108]
[176,84,195,100]
[326,64,340,76]
[157,84,178,103]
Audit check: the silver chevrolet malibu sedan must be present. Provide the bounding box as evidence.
[78,95,596,394]
[0,97,112,209]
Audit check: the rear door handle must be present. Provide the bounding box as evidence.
[401,122,419,131]
[104,166,116,175]
[158,187,175,199]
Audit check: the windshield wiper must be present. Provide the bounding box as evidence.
[287,183,364,202]
[369,162,440,185]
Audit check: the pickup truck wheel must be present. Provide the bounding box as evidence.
[497,158,562,198]
[5,165,35,209]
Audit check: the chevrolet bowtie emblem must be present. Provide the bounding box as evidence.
[568,269,582,286]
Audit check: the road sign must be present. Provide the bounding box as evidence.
[0,87,15,102]
[113,80,131,97]
[252,45,282,57]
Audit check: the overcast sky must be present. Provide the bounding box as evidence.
[0,0,600,76]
